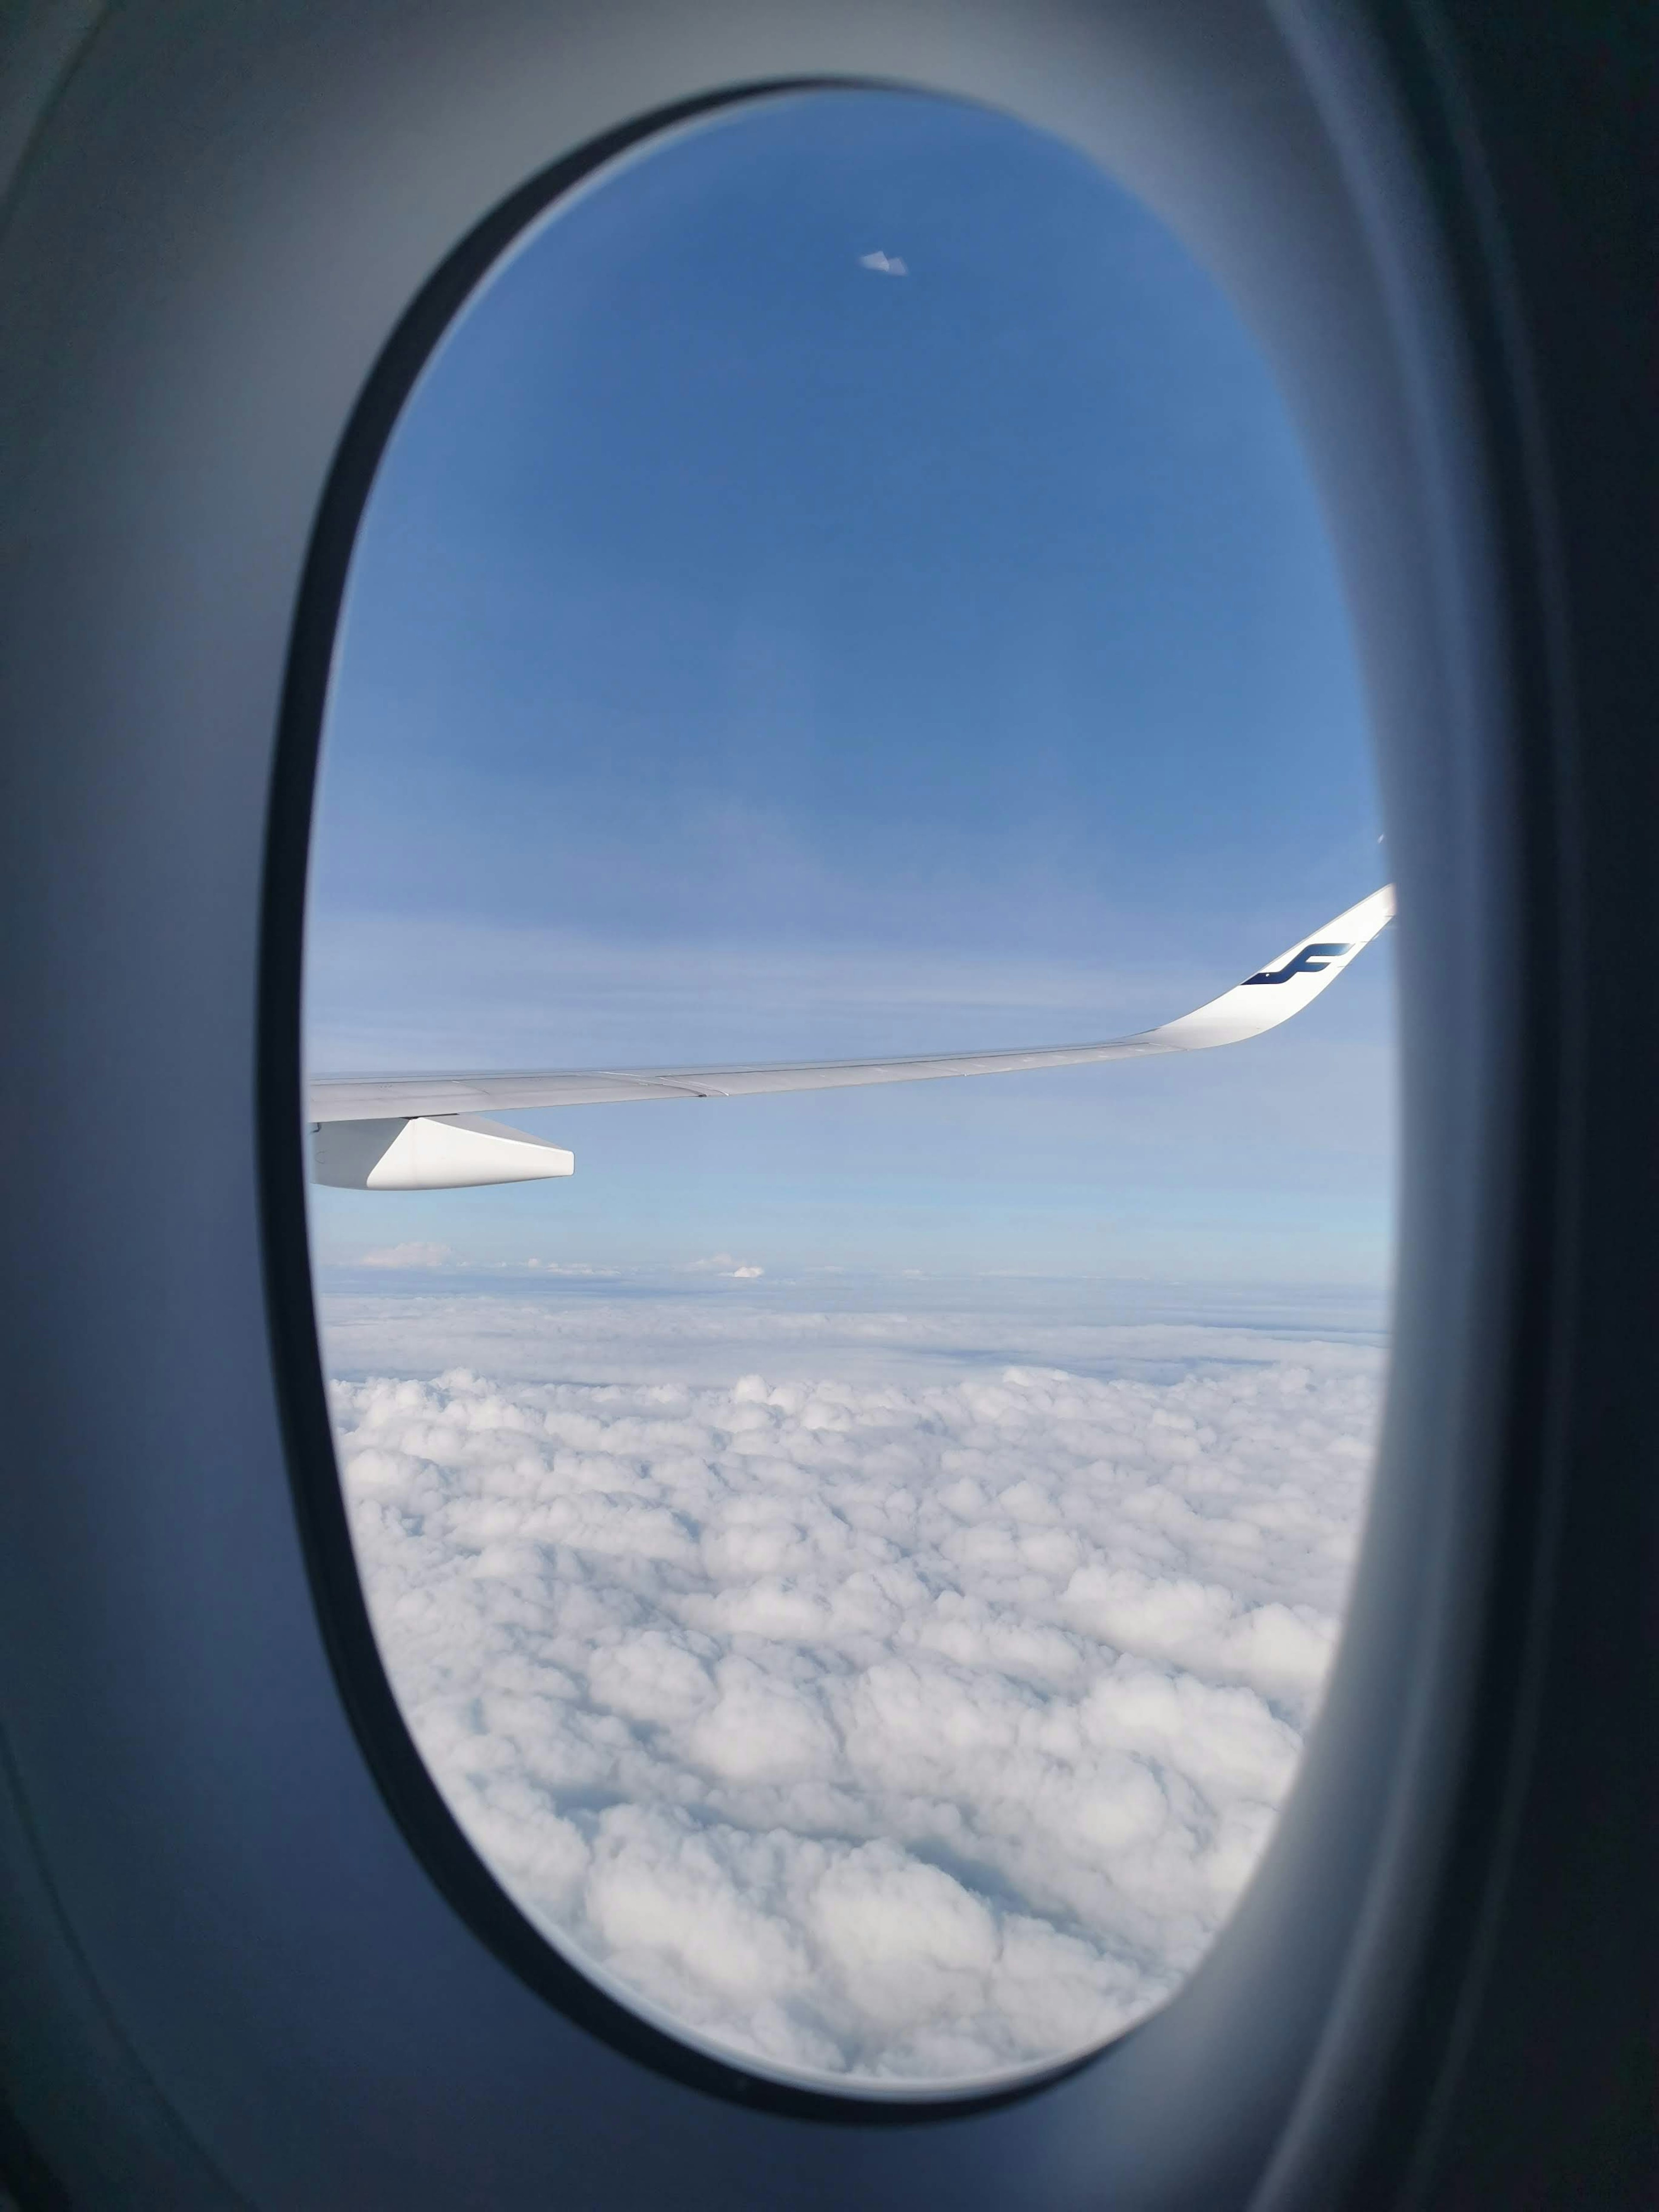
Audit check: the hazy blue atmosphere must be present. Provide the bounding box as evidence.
[305,89,1395,2085]
[307,86,1393,1290]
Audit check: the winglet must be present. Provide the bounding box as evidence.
[1143,885,1395,1052]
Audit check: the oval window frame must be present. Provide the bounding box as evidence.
[227,0,1534,2184]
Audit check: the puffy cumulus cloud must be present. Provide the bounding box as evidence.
[332,1329,1380,2084]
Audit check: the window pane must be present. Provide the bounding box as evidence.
[305,87,1395,2092]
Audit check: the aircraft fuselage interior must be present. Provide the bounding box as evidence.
[1,0,1653,2205]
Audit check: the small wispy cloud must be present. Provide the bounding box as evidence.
[682,1253,766,1280]
[359,1241,455,1271]
[858,249,908,277]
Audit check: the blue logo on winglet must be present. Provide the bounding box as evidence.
[1242,941,1351,986]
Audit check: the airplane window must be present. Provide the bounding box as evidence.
[302,86,1395,2094]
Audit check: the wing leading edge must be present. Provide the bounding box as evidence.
[310,886,1394,1127]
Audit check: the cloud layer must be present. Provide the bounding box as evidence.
[333,1318,1379,2085]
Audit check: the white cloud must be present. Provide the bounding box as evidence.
[680,1254,765,1280]
[858,249,909,276]
[331,1311,1379,2085]
[318,1279,1386,1392]
[357,1241,455,1270]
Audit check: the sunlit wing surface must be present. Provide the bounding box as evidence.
[309,885,1393,1187]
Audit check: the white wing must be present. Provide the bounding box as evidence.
[311,887,1394,1121]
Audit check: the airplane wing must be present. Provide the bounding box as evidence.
[309,885,1393,1188]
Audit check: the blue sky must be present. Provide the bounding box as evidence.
[305,87,1394,1288]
